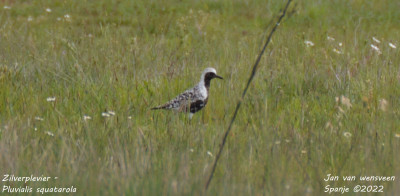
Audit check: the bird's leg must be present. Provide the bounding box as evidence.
[186,112,193,125]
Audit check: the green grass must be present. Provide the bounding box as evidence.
[1,0,400,195]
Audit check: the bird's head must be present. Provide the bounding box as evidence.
[200,68,223,84]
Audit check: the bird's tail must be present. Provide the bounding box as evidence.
[151,101,175,110]
[151,105,167,110]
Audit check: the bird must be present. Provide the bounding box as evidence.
[151,67,223,119]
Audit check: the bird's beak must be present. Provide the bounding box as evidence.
[214,75,223,79]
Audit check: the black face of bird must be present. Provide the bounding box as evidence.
[204,72,223,82]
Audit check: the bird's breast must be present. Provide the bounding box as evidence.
[189,98,208,113]
[198,86,208,99]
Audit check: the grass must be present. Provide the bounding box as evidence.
[1,0,400,195]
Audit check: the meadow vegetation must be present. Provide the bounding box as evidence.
[1,0,399,195]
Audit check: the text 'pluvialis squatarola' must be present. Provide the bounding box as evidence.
[151,67,223,119]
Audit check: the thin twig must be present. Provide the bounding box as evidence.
[204,0,293,190]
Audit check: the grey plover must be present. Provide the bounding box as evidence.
[151,67,223,119]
